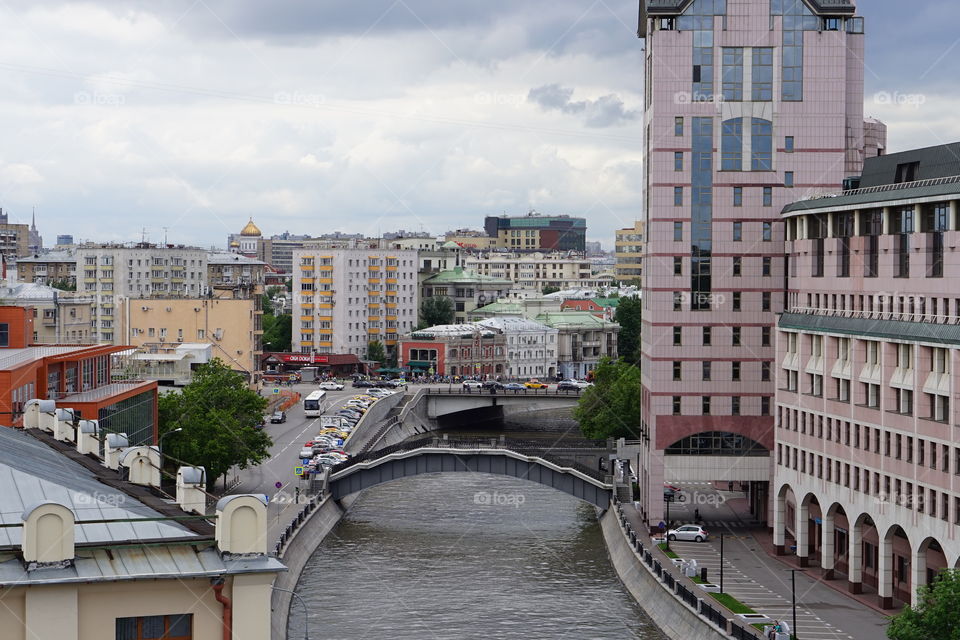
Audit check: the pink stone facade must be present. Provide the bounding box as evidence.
[637,0,867,527]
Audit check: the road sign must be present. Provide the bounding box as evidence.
[294,466,304,476]
[273,387,280,395]
[275,481,283,489]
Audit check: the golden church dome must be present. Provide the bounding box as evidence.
[240,218,262,236]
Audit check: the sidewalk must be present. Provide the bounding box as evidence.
[619,502,892,640]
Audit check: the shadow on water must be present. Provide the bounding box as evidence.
[289,473,667,640]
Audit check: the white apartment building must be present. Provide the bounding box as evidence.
[476,316,558,379]
[465,251,602,292]
[76,244,208,343]
[292,248,418,358]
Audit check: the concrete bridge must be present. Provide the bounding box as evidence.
[326,436,613,508]
[404,387,583,430]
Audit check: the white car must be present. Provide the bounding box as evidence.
[318,381,344,391]
[462,380,483,390]
[667,525,710,543]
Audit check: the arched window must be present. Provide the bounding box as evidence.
[665,431,767,456]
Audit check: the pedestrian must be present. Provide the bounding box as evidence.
[694,508,700,522]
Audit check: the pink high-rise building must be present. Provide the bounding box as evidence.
[635,0,873,527]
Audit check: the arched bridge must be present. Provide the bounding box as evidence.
[326,437,613,508]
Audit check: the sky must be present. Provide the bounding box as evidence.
[0,0,958,250]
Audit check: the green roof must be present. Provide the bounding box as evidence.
[423,266,513,286]
[535,311,618,329]
[471,302,521,314]
[779,313,960,346]
[592,297,621,308]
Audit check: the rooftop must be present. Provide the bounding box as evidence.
[476,317,554,332]
[207,251,266,266]
[535,311,620,329]
[15,250,76,264]
[423,266,513,286]
[408,324,496,338]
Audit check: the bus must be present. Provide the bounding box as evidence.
[303,390,327,417]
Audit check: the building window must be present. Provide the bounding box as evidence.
[731,361,741,381]
[784,171,794,187]
[763,221,773,241]
[702,396,711,415]
[116,614,192,640]
[673,361,682,381]
[732,326,741,346]
[721,48,744,101]
[672,396,681,415]
[752,47,773,101]
[785,136,795,152]
[732,256,742,276]
[0,323,8,347]
[731,396,741,415]
[675,116,684,136]
[751,119,773,170]
[763,187,773,207]
[673,326,682,346]
[733,221,742,241]
[721,118,744,170]
[674,257,683,276]
[733,186,743,206]
[762,257,772,276]
[703,326,712,346]
[761,326,771,346]
[690,117,715,311]
[674,186,684,206]
[733,291,741,311]
[761,396,770,415]
[703,361,711,381]
[674,221,683,241]
[674,152,684,171]
[761,362,771,381]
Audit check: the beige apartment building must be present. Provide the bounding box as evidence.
[614,220,645,286]
[124,297,261,376]
[0,282,94,344]
[15,250,77,287]
[464,251,600,292]
[292,247,419,358]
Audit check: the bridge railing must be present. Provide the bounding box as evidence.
[330,435,611,483]
[423,387,584,397]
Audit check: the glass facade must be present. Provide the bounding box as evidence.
[99,390,156,446]
[752,47,774,101]
[681,0,726,100]
[665,431,767,456]
[771,0,820,102]
[691,117,714,310]
[721,119,743,171]
[751,118,773,170]
[722,48,743,101]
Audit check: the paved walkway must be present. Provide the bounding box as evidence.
[620,491,892,640]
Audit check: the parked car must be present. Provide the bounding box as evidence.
[270,411,286,424]
[557,380,580,391]
[667,525,710,543]
[502,382,525,391]
[462,380,483,390]
[318,381,344,391]
[524,379,549,389]
[352,380,374,388]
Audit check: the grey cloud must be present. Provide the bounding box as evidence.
[528,84,639,128]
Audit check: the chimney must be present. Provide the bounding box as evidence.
[214,495,268,555]
[23,399,56,430]
[104,433,129,470]
[76,420,99,456]
[53,408,77,443]
[21,502,75,565]
[176,466,207,515]
[119,446,161,487]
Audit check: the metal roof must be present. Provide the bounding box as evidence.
[779,313,960,346]
[476,317,555,333]
[423,267,512,286]
[535,311,619,329]
[0,427,194,548]
[0,346,82,371]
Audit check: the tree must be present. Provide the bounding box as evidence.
[367,340,386,364]
[542,285,561,295]
[888,570,960,640]
[158,359,271,491]
[261,312,291,352]
[573,357,641,440]
[48,278,76,292]
[418,296,455,329]
[614,296,642,366]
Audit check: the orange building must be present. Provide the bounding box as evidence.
[0,307,158,444]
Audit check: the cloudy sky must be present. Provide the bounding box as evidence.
[0,0,957,250]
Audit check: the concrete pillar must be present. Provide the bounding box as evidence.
[796,501,810,567]
[25,585,78,640]
[878,535,894,609]
[821,511,836,579]
[848,521,863,594]
[911,547,927,609]
[773,491,786,555]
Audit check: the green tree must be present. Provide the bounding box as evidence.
[418,296,455,329]
[573,357,640,440]
[888,570,960,640]
[261,313,291,352]
[542,285,561,295]
[614,296,642,365]
[158,359,271,491]
[48,278,77,292]
[367,340,386,363]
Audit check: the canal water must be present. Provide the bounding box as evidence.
[290,473,666,639]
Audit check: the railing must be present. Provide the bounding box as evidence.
[330,435,610,483]
[788,306,960,325]
[273,492,325,557]
[797,173,960,202]
[424,387,583,397]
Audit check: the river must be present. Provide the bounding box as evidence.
[289,473,666,640]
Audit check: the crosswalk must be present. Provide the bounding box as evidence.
[669,538,855,640]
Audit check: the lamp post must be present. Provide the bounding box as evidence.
[665,495,671,553]
[719,533,724,593]
[271,586,309,640]
[158,427,182,465]
[786,568,802,639]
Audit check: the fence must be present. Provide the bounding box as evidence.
[273,492,324,556]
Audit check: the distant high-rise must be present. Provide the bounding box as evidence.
[635,0,876,527]
[484,213,586,252]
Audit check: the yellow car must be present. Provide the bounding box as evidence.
[524,380,549,389]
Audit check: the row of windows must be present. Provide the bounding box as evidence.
[791,291,960,323]
[673,185,777,207]
[673,220,773,242]
[673,325,773,346]
[672,395,771,416]
[673,256,776,277]
[778,444,960,525]
[673,360,771,382]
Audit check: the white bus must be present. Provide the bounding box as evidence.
[303,390,327,417]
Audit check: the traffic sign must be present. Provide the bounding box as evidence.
[273,387,280,394]
[294,466,304,476]
[275,481,283,489]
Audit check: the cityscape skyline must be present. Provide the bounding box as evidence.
[0,0,954,249]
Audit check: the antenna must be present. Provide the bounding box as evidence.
[141,227,148,244]
[163,227,169,246]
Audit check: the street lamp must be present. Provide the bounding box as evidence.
[786,568,803,639]
[271,587,309,640]
[719,533,725,593]
[159,427,182,462]
[665,495,671,553]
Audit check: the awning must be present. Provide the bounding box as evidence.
[405,361,433,369]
